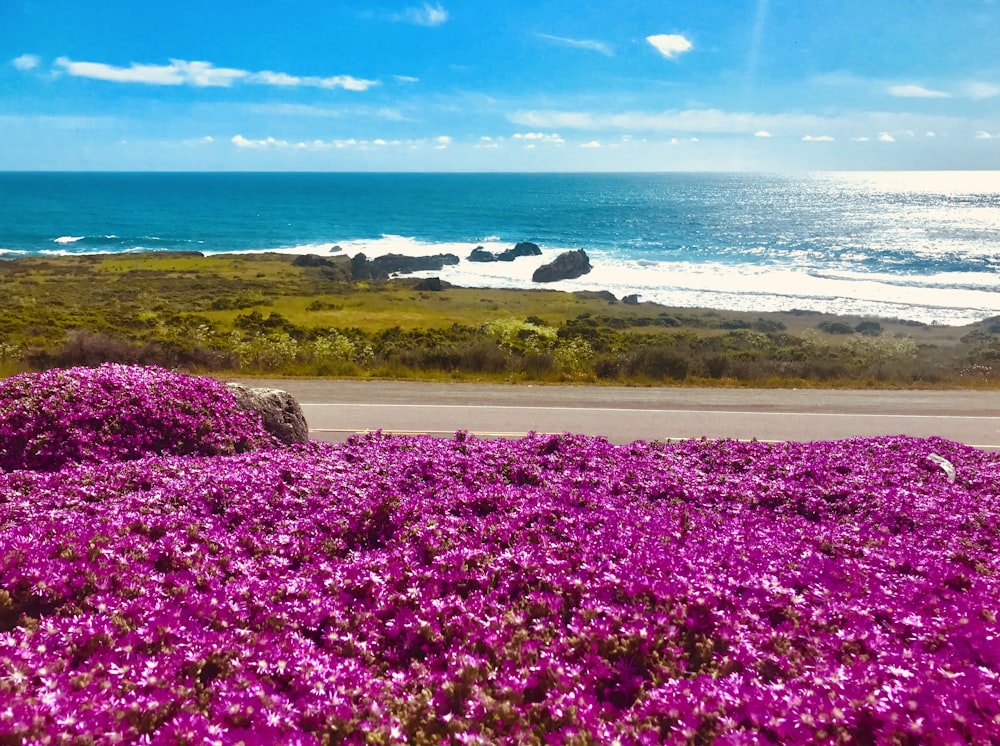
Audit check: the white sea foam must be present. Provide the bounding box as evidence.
[230,234,1000,325]
[53,236,85,244]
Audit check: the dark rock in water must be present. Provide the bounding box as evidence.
[622,293,641,305]
[415,277,451,291]
[468,242,542,263]
[329,244,343,253]
[532,249,592,283]
[227,383,309,444]
[351,252,460,280]
[509,241,542,258]
[468,246,495,262]
[293,254,335,268]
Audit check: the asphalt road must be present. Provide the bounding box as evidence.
[232,379,1000,449]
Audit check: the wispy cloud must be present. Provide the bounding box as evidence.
[754,130,772,138]
[580,140,602,148]
[13,54,40,71]
[646,34,693,59]
[536,33,613,56]
[394,75,420,83]
[510,108,831,134]
[888,83,949,98]
[962,81,1000,99]
[877,132,896,142]
[51,57,378,91]
[248,70,377,91]
[802,134,835,141]
[391,3,448,26]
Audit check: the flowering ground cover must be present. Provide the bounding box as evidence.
[2,367,1000,744]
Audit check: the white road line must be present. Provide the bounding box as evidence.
[301,403,999,421]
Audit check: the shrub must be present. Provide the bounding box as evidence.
[0,364,276,471]
[460,342,508,374]
[622,346,690,380]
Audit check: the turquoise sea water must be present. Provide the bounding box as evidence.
[2,171,999,324]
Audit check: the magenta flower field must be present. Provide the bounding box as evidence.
[1,366,999,744]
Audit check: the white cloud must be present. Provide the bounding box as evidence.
[13,54,39,71]
[877,132,896,142]
[232,134,432,151]
[925,131,936,137]
[53,56,377,91]
[314,75,377,91]
[232,135,291,149]
[646,34,693,59]
[851,136,871,142]
[434,135,452,149]
[977,131,995,139]
[888,83,949,98]
[477,136,500,149]
[513,132,565,144]
[962,81,1000,100]
[394,75,420,83]
[802,135,834,142]
[537,33,613,56]
[754,130,772,138]
[393,3,449,26]
[580,140,602,148]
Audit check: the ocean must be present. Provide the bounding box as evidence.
[2,171,999,325]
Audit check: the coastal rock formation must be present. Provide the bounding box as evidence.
[227,383,310,445]
[468,241,543,263]
[622,294,641,305]
[468,246,494,262]
[350,252,460,280]
[532,249,592,283]
[292,254,336,268]
[507,241,542,259]
[415,277,451,291]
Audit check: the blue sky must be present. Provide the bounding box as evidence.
[3,0,999,171]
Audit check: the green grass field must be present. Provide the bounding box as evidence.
[2,251,998,387]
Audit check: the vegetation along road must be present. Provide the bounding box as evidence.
[233,380,1000,450]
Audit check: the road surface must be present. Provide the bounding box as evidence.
[232,379,1000,449]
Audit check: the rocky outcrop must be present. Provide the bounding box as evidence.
[468,241,543,263]
[415,277,452,291]
[507,241,542,259]
[576,290,618,303]
[227,383,310,445]
[293,254,336,268]
[622,294,641,305]
[350,253,460,280]
[468,246,495,262]
[532,250,592,283]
